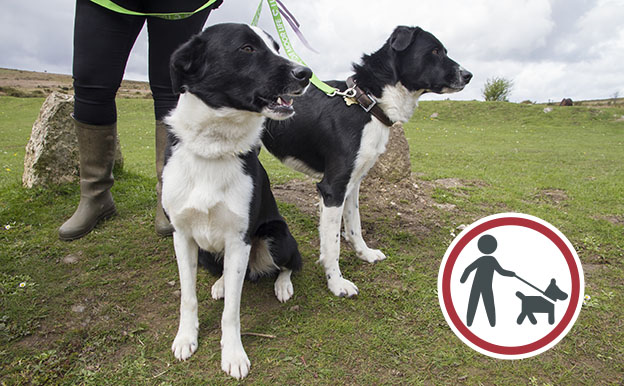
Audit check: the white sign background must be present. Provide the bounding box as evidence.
[438,213,584,359]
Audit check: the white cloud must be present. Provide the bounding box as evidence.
[0,0,73,74]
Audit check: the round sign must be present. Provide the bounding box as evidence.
[438,213,584,359]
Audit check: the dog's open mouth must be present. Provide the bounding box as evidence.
[260,95,296,119]
[269,96,294,113]
[433,84,466,94]
[446,85,466,92]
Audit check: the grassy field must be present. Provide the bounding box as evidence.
[1,95,623,385]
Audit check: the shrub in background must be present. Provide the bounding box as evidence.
[482,77,513,102]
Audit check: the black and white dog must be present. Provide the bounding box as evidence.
[262,26,472,297]
[162,23,311,379]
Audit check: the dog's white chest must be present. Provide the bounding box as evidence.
[351,120,390,183]
[162,152,253,252]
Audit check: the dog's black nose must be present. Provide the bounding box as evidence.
[292,66,313,82]
[461,69,473,84]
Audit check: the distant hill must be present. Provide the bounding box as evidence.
[1,67,622,107]
[0,68,152,99]
[541,97,622,108]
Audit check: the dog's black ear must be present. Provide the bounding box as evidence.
[170,33,209,94]
[390,26,421,52]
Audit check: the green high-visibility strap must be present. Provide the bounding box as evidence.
[252,0,337,96]
[251,0,263,27]
[89,0,219,20]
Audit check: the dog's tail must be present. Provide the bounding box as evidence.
[516,291,525,300]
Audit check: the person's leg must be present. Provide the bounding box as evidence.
[482,288,496,327]
[61,0,145,240]
[466,287,481,327]
[146,9,210,236]
[146,9,210,122]
[72,0,145,125]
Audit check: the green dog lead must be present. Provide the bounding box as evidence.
[92,0,338,96]
[252,0,338,96]
[88,0,220,20]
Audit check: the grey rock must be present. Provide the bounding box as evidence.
[367,122,411,183]
[22,92,123,188]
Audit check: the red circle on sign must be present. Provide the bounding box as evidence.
[440,216,581,356]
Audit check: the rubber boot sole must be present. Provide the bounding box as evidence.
[58,206,117,241]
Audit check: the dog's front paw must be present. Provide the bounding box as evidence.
[274,277,294,303]
[327,277,359,297]
[211,276,224,300]
[172,332,198,361]
[221,345,251,379]
[357,248,387,263]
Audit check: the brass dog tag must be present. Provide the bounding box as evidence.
[343,96,358,106]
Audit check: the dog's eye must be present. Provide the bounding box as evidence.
[432,48,440,55]
[241,45,255,53]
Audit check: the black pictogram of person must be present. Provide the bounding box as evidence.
[460,234,515,327]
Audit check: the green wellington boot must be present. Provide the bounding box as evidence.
[155,120,174,237]
[58,117,117,241]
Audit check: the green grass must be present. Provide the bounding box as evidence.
[1,95,623,384]
[408,101,624,263]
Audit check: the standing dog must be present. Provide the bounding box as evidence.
[516,278,569,325]
[162,23,311,379]
[262,26,472,297]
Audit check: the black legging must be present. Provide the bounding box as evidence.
[72,0,214,125]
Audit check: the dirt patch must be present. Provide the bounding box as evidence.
[433,178,466,189]
[272,178,319,217]
[582,263,607,276]
[434,178,488,189]
[361,176,446,229]
[595,215,624,226]
[534,188,569,205]
[272,173,462,245]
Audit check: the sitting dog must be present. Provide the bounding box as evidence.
[162,23,311,379]
[516,278,568,325]
[262,26,472,297]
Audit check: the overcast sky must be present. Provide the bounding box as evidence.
[1,0,623,102]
